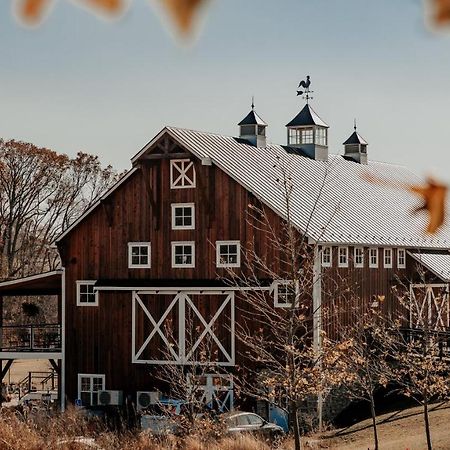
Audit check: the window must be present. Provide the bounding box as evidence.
[301,128,314,144]
[354,247,364,268]
[170,159,196,189]
[216,241,241,268]
[398,249,406,269]
[321,247,332,267]
[172,242,195,268]
[128,243,151,268]
[338,247,348,268]
[273,280,299,308]
[369,248,378,268]
[76,281,98,306]
[384,248,393,268]
[171,203,195,230]
[315,128,327,146]
[78,374,105,407]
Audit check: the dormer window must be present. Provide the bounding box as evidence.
[170,159,196,189]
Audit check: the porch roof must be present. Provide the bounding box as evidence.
[0,271,62,296]
[409,252,450,282]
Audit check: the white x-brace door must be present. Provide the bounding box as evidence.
[132,290,235,366]
[187,373,234,412]
[410,284,450,331]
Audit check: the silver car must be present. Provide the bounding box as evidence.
[223,412,285,440]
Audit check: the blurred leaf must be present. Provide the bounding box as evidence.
[432,0,450,25]
[160,0,208,35]
[18,0,52,24]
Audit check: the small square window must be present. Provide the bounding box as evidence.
[128,243,151,268]
[216,241,241,268]
[273,280,299,308]
[369,248,378,268]
[384,248,393,268]
[172,242,195,268]
[76,281,98,306]
[338,247,349,268]
[170,159,196,189]
[171,203,195,230]
[354,247,364,268]
[321,247,332,267]
[78,374,105,407]
[397,249,406,269]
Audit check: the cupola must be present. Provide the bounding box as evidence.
[343,122,368,164]
[286,103,329,161]
[238,100,267,148]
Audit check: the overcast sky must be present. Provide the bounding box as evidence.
[1,0,450,181]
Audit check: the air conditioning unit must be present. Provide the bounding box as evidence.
[98,390,123,406]
[137,391,160,411]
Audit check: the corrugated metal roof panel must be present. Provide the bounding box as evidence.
[409,252,450,281]
[165,126,450,249]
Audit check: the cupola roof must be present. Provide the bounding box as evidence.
[286,104,329,128]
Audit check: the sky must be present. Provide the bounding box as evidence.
[1,0,450,181]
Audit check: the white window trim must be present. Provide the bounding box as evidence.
[321,246,332,268]
[171,241,195,268]
[216,241,241,268]
[369,248,378,268]
[354,247,364,268]
[272,280,299,308]
[338,247,349,268]
[128,242,151,269]
[384,248,393,268]
[171,203,195,230]
[170,159,196,189]
[76,280,98,306]
[77,373,105,406]
[397,248,406,269]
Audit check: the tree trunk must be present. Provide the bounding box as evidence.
[370,394,379,450]
[291,402,302,450]
[423,399,433,450]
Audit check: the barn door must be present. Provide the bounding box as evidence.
[410,284,449,331]
[187,374,234,412]
[132,290,235,366]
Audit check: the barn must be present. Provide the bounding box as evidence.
[1,100,449,412]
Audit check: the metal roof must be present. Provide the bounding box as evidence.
[343,131,368,146]
[0,270,62,296]
[155,126,450,249]
[286,104,329,128]
[408,252,450,281]
[238,110,267,126]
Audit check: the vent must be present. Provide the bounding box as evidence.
[137,391,160,412]
[98,390,123,406]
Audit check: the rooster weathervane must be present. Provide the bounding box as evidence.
[297,75,313,103]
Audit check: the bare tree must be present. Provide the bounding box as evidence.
[0,139,119,279]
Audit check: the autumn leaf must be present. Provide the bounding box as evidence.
[82,0,124,15]
[17,0,52,24]
[432,0,450,25]
[362,173,447,234]
[160,0,208,35]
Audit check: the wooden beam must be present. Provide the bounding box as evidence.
[48,359,60,374]
[1,359,13,381]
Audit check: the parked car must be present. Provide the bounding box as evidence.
[140,399,185,435]
[222,411,285,440]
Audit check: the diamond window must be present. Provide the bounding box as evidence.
[170,159,196,189]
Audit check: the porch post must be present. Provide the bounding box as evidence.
[60,268,66,412]
[313,246,323,431]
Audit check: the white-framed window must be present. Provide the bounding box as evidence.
[172,241,195,268]
[78,374,105,407]
[321,246,332,267]
[273,280,299,308]
[397,248,406,269]
[170,159,196,189]
[338,247,349,268]
[128,242,151,268]
[76,281,98,306]
[354,247,364,268]
[369,248,378,268]
[384,248,393,268]
[216,241,241,268]
[171,203,195,230]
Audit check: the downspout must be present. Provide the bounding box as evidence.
[313,245,323,430]
[60,267,66,412]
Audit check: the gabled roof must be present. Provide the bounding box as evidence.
[238,110,267,126]
[286,104,329,128]
[60,126,450,250]
[343,131,368,146]
[409,252,450,282]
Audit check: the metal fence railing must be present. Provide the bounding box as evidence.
[0,324,61,352]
